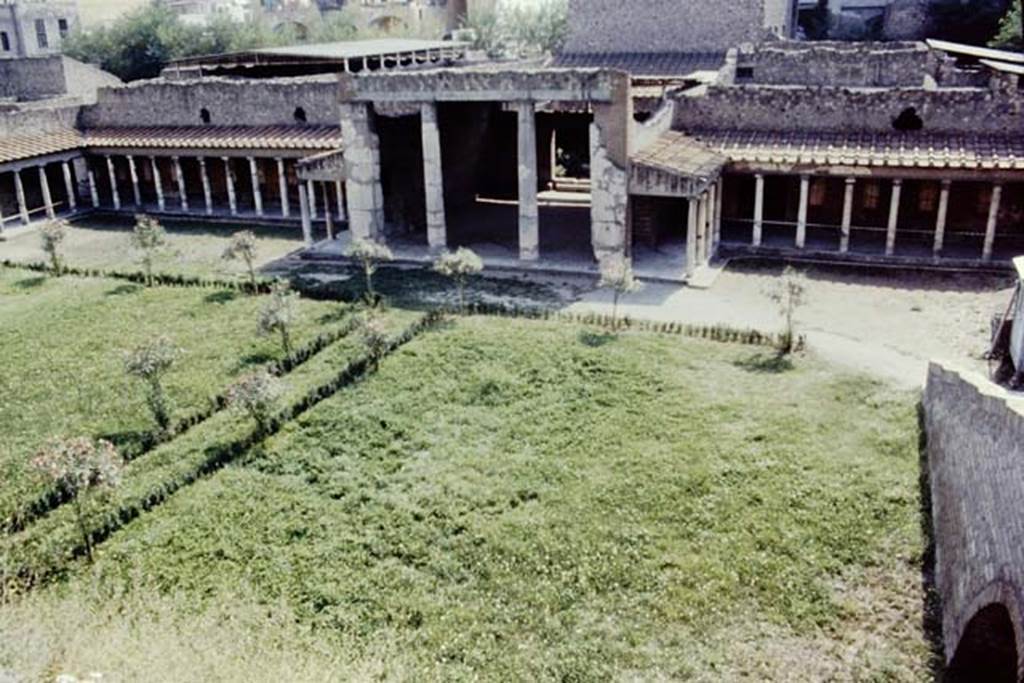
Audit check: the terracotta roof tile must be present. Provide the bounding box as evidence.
[0,130,83,165]
[83,125,343,151]
[632,130,728,178]
[688,129,1024,171]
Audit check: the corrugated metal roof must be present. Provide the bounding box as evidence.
[689,129,1024,170]
[84,125,343,151]
[0,130,82,166]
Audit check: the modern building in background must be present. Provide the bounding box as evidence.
[0,0,79,59]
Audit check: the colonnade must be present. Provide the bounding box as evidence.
[0,158,79,232]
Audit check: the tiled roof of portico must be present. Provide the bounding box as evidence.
[0,129,82,166]
[688,129,1024,171]
[632,130,727,178]
[83,125,343,151]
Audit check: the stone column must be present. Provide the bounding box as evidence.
[933,179,951,257]
[0,199,5,234]
[127,155,141,207]
[840,177,855,253]
[886,178,902,256]
[150,157,165,212]
[298,182,313,246]
[983,182,1003,262]
[753,173,765,247]
[340,102,385,241]
[335,181,347,222]
[322,182,334,240]
[307,180,318,219]
[698,192,710,265]
[516,101,539,260]
[276,158,290,218]
[106,156,121,210]
[223,157,237,216]
[199,157,213,215]
[87,168,99,208]
[421,101,447,251]
[61,161,76,212]
[248,157,263,217]
[712,178,723,254]
[39,166,55,219]
[796,174,809,249]
[686,198,698,277]
[173,156,188,212]
[14,170,29,224]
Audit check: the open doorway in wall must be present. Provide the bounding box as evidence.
[378,112,427,246]
[536,110,593,262]
[945,603,1019,682]
[631,195,689,277]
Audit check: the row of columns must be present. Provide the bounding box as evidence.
[749,173,1006,262]
[90,155,347,244]
[0,159,79,232]
[685,178,724,277]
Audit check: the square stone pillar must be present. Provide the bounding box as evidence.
[39,166,55,219]
[933,179,951,257]
[840,177,855,253]
[420,102,447,252]
[516,101,540,261]
[886,179,902,256]
[753,173,765,247]
[796,175,809,249]
[983,183,1003,262]
[61,161,77,212]
[686,199,699,277]
[340,102,385,241]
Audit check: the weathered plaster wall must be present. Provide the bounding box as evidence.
[590,72,631,263]
[923,362,1024,674]
[561,0,788,54]
[0,56,65,100]
[735,41,936,87]
[80,76,340,128]
[671,84,1024,135]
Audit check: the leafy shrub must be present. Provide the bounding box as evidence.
[598,254,642,331]
[31,437,123,562]
[123,337,182,433]
[433,247,484,313]
[766,266,808,355]
[222,230,259,293]
[344,238,393,304]
[258,280,299,356]
[38,220,68,276]
[226,370,282,434]
[130,215,168,287]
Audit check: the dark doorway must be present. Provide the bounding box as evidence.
[946,603,1019,683]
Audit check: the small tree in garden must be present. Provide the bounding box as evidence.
[222,230,259,293]
[123,337,182,433]
[361,314,390,370]
[226,370,282,434]
[599,254,642,331]
[257,279,299,356]
[344,238,393,304]
[31,437,123,563]
[434,247,484,313]
[39,219,68,276]
[766,266,808,355]
[130,214,168,287]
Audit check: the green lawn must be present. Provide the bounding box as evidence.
[1,316,934,680]
[0,265,348,529]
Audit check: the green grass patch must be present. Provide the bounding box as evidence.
[0,266,349,530]
[48,317,932,679]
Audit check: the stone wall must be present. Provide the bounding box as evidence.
[0,56,66,101]
[0,104,79,138]
[923,362,1024,674]
[671,82,1024,135]
[734,41,936,87]
[80,76,341,128]
[561,0,791,54]
[590,72,632,263]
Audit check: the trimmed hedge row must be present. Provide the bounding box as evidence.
[1,260,273,295]
[0,311,442,595]
[1,316,364,537]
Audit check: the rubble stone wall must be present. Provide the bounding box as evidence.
[0,56,66,101]
[734,41,936,87]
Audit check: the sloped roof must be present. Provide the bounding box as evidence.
[0,129,82,166]
[689,129,1024,171]
[632,130,728,178]
[83,125,343,151]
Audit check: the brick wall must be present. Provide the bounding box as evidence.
[80,76,341,128]
[922,362,1024,673]
[561,0,786,54]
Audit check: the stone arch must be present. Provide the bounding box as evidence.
[947,581,1024,682]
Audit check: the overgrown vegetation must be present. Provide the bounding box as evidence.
[463,0,568,57]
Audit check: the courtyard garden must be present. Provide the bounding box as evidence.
[0,222,938,680]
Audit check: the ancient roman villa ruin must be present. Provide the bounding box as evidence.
[2,0,1024,678]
